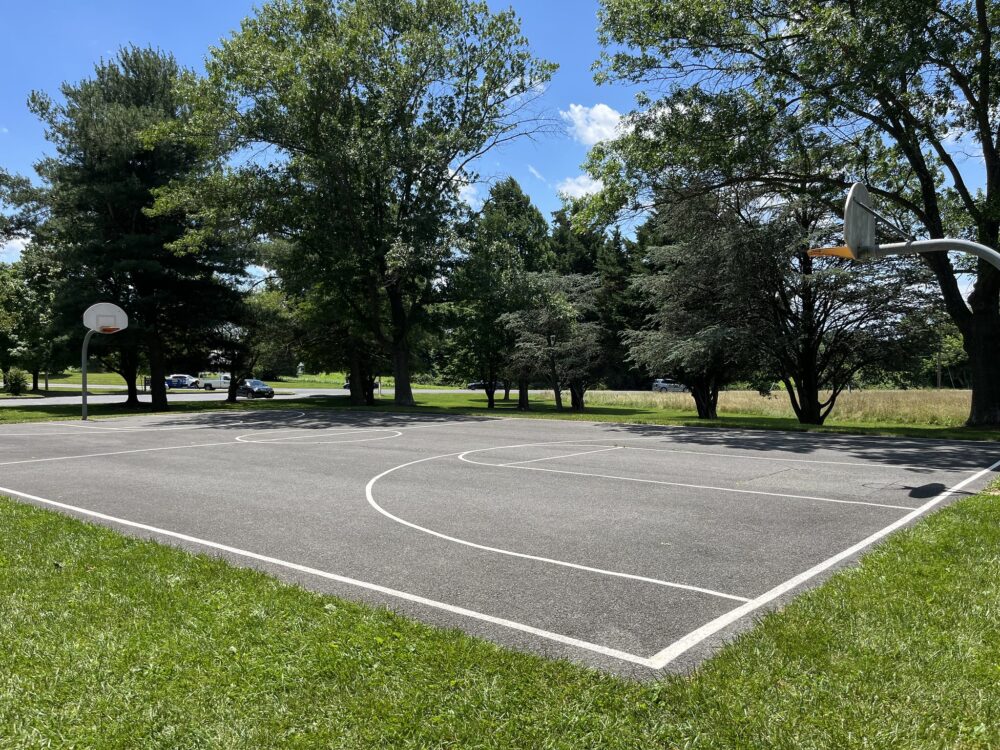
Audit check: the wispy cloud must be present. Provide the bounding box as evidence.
[560,103,623,146]
[528,165,545,182]
[0,127,8,134]
[458,181,482,210]
[556,174,603,199]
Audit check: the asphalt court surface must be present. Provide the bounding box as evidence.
[1,409,997,677]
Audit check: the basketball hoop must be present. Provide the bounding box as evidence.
[83,303,129,334]
[80,302,129,420]
[808,182,1000,270]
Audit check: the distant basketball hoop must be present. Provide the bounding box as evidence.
[81,303,129,420]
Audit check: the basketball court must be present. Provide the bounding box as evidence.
[1,409,996,677]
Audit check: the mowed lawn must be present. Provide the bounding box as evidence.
[2,482,999,748]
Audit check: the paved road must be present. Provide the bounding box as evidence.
[0,387,471,408]
[0,409,996,677]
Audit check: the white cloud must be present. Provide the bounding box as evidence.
[528,165,545,182]
[458,181,482,209]
[560,103,623,146]
[0,238,27,262]
[556,174,603,199]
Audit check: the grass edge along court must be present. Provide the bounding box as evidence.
[2,480,999,748]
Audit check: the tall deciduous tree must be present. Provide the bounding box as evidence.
[172,0,556,407]
[591,0,1000,426]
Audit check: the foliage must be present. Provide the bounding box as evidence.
[10,47,250,408]
[503,273,606,410]
[448,178,548,407]
[590,0,1000,425]
[627,197,754,418]
[3,367,28,396]
[164,0,556,406]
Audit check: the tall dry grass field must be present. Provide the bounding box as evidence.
[580,389,973,426]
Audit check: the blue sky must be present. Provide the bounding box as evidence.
[0,0,636,262]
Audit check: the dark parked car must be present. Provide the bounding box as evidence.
[237,379,275,399]
[467,381,498,390]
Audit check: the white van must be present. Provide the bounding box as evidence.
[198,372,232,391]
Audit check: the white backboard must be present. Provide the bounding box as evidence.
[83,302,128,333]
[844,183,876,256]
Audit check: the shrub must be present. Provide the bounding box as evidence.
[4,367,28,396]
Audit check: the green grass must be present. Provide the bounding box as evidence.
[45,370,129,386]
[2,483,999,748]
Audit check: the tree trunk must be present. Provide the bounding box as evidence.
[965,312,1000,426]
[690,380,719,419]
[227,372,241,403]
[147,339,168,411]
[388,288,415,407]
[485,365,497,409]
[348,350,366,406]
[118,347,140,406]
[364,370,376,406]
[786,372,824,425]
[546,352,563,411]
[517,375,530,411]
[31,369,39,392]
[502,380,511,401]
[569,381,586,412]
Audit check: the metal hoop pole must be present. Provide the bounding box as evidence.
[81,329,96,421]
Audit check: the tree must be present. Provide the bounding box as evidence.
[627,201,754,419]
[596,227,646,389]
[208,286,298,403]
[7,244,72,390]
[7,47,249,410]
[504,273,605,412]
[551,204,606,275]
[591,0,1000,426]
[171,0,557,408]
[449,178,550,408]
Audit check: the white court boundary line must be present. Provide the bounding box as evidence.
[235,428,404,445]
[646,456,1000,668]
[603,442,933,472]
[0,486,654,668]
[500,446,623,467]
[0,410,309,437]
[459,443,913,511]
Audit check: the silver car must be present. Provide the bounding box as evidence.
[652,378,688,393]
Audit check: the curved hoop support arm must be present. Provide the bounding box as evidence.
[864,239,1000,271]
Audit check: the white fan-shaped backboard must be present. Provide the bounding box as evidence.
[83,302,128,333]
[844,183,876,255]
